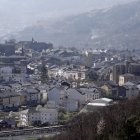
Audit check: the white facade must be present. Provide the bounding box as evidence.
[48,87,67,106]
[45,101,56,109]
[29,112,40,122]
[29,107,58,125]
[119,74,140,86]
[66,100,79,112]
[65,70,86,80]
[40,108,58,124]
[67,88,86,105]
[48,68,86,80]
[18,109,29,127]
[48,86,100,111]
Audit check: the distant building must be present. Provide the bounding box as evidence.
[0,56,26,63]
[18,39,53,52]
[22,88,41,106]
[0,43,15,56]
[119,73,140,86]
[101,81,119,96]
[48,67,87,81]
[18,109,29,127]
[0,66,13,74]
[123,82,139,99]
[48,85,100,111]
[0,91,23,109]
[112,61,140,84]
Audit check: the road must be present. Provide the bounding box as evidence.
[0,125,66,139]
[0,133,57,140]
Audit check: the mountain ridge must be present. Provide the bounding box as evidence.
[2,0,140,49]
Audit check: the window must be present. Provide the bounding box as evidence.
[78,73,81,78]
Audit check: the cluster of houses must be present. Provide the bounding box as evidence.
[48,65,87,81]
[101,81,140,99]
[0,40,140,129]
[0,82,102,128]
[0,83,48,110]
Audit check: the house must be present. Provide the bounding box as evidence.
[48,68,62,78]
[67,87,100,105]
[22,88,41,106]
[0,73,13,82]
[119,73,140,86]
[112,61,140,84]
[78,87,100,102]
[45,101,57,109]
[66,88,86,106]
[19,81,32,87]
[0,118,16,128]
[0,85,11,92]
[9,109,29,128]
[9,83,22,90]
[48,86,85,109]
[36,85,49,104]
[63,70,86,80]
[18,109,29,127]
[48,86,68,107]
[123,82,139,99]
[48,67,87,81]
[0,66,13,74]
[66,100,79,112]
[11,74,25,82]
[101,81,119,97]
[48,85,100,111]
[0,91,23,110]
[28,105,58,125]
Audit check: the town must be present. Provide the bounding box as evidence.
[0,39,140,132]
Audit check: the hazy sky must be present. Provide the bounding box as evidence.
[0,0,136,35]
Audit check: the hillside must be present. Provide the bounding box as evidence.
[40,97,140,140]
[4,0,140,49]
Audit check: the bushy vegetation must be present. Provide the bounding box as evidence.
[58,109,77,125]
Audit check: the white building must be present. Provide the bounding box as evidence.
[48,86,100,111]
[18,109,29,127]
[84,98,113,112]
[119,74,140,86]
[63,70,86,80]
[29,106,58,125]
[66,100,79,112]
[48,67,87,80]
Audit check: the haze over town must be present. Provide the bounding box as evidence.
[0,0,135,36]
[0,1,140,140]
